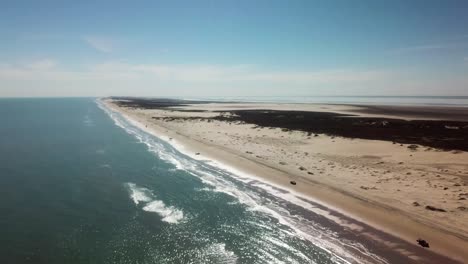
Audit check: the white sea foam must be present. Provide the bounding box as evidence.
[251,182,350,227]
[125,182,185,224]
[96,148,106,154]
[142,200,184,224]
[202,243,238,264]
[126,183,153,205]
[83,115,94,126]
[265,236,311,263]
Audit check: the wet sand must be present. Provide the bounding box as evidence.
[104,98,468,263]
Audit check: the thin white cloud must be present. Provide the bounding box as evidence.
[2,60,467,97]
[394,37,468,54]
[0,61,393,84]
[85,62,386,84]
[25,59,57,70]
[394,44,446,53]
[83,36,114,53]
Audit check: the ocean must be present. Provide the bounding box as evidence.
[0,98,395,264]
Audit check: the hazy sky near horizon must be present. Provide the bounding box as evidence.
[1,0,468,97]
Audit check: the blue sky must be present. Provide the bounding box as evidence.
[1,0,467,97]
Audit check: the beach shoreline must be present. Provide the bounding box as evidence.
[102,98,468,263]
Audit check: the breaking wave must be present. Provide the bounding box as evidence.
[142,200,184,224]
[125,182,185,224]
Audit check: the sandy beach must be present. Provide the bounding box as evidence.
[104,98,468,263]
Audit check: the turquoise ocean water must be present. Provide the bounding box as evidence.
[0,98,405,263]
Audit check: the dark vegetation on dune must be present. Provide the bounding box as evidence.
[215,110,468,151]
[112,97,468,152]
[112,97,194,108]
[111,97,236,109]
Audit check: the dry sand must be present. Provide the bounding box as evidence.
[104,99,468,262]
